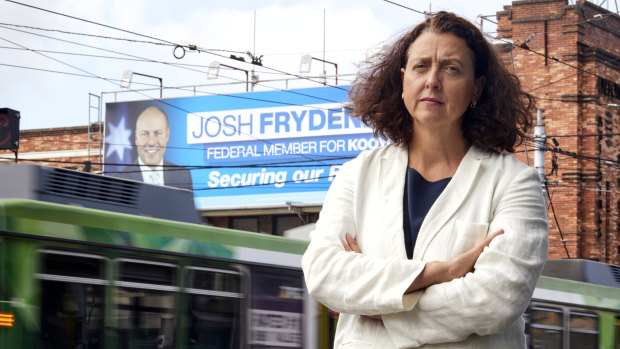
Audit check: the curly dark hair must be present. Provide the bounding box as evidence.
[348,11,535,153]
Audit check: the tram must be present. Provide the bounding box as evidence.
[0,164,618,348]
[526,259,620,349]
[0,164,319,348]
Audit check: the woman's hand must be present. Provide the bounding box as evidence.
[341,233,361,253]
[406,229,504,293]
[442,229,504,282]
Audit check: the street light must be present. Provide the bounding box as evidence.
[207,61,249,92]
[299,54,338,85]
[492,38,514,53]
[120,70,163,98]
[492,38,516,72]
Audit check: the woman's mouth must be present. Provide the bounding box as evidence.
[420,97,443,106]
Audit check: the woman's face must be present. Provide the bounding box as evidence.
[401,31,485,135]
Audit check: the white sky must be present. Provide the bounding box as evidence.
[0,0,513,130]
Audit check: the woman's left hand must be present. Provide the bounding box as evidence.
[341,233,361,253]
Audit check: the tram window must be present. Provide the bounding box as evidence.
[37,251,106,349]
[40,281,105,348]
[116,287,176,349]
[187,267,242,349]
[569,311,598,349]
[41,250,104,279]
[189,268,241,293]
[188,294,241,348]
[115,259,178,349]
[119,259,176,286]
[529,306,563,349]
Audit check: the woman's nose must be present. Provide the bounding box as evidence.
[425,69,441,90]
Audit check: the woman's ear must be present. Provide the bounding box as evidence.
[474,76,487,101]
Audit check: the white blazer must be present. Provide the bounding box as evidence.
[302,144,548,348]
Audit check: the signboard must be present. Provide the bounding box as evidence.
[250,268,305,348]
[104,86,386,209]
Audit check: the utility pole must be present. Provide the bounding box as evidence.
[534,109,546,193]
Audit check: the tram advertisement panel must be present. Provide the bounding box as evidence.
[104,86,384,209]
[249,268,305,348]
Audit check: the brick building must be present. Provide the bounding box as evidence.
[0,123,102,172]
[496,0,620,264]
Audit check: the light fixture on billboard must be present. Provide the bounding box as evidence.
[299,54,338,86]
[120,70,163,98]
[207,61,249,92]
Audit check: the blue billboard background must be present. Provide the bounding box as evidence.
[104,86,387,209]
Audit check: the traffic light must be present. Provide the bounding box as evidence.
[0,108,20,150]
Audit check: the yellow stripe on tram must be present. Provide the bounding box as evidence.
[0,313,15,328]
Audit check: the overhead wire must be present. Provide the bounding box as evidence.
[0,34,359,169]
[381,0,427,15]
[0,21,351,108]
[0,27,358,126]
[543,183,572,258]
[1,1,350,92]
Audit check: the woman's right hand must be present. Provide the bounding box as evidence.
[406,229,504,293]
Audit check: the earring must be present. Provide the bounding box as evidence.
[470,101,477,109]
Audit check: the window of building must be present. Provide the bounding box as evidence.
[230,216,259,233]
[274,215,304,236]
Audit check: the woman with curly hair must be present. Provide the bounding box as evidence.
[302,11,548,348]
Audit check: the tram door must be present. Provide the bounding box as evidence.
[37,250,106,348]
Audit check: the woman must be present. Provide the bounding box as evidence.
[301,12,548,348]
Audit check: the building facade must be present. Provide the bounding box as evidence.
[0,124,102,172]
[496,0,619,264]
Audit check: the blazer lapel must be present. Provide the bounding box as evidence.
[378,145,409,259]
[412,146,486,260]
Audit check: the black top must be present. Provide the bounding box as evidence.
[403,168,451,259]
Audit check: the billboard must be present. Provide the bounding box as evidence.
[104,86,387,209]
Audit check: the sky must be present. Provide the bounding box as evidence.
[0,0,515,130]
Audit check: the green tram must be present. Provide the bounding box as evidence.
[525,259,620,349]
[0,164,619,348]
[0,164,323,348]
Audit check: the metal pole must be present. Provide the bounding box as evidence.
[323,8,326,84]
[534,109,546,192]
